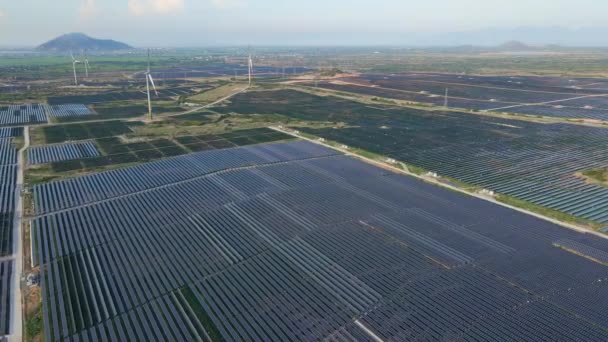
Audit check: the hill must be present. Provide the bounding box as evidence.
[37,33,133,52]
[498,40,532,51]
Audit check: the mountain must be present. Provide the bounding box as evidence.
[37,33,133,52]
[498,40,532,51]
[407,27,608,48]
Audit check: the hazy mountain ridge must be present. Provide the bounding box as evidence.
[37,33,133,52]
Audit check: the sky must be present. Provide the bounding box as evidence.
[2,0,608,47]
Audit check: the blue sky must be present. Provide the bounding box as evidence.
[1,0,608,46]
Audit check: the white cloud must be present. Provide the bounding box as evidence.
[0,10,5,17]
[210,0,245,9]
[128,0,147,16]
[153,0,185,13]
[80,0,96,18]
[129,0,185,15]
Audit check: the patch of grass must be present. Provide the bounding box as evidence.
[407,164,427,176]
[437,175,482,192]
[188,83,244,105]
[25,303,43,341]
[578,169,608,185]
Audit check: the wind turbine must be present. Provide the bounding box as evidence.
[83,50,91,78]
[145,49,159,121]
[248,50,254,86]
[70,51,81,85]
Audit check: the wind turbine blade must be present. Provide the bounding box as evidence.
[73,62,78,85]
[146,74,152,120]
[148,74,158,96]
[147,49,151,73]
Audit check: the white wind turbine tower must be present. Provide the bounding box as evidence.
[83,50,91,78]
[70,51,81,85]
[248,51,254,86]
[145,49,159,121]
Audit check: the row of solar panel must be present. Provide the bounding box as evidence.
[31,140,608,341]
[0,104,95,126]
[0,135,17,338]
[28,141,100,165]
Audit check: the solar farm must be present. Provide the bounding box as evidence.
[5,47,608,341]
[27,139,608,341]
[311,73,608,121]
[24,126,293,178]
[135,64,311,80]
[47,86,210,106]
[0,104,48,126]
[218,89,608,227]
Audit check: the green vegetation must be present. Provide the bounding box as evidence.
[496,195,602,230]
[187,84,245,105]
[25,303,43,341]
[0,52,232,79]
[318,68,343,77]
[578,168,608,186]
[370,97,398,104]
[407,164,427,176]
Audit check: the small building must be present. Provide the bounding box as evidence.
[26,272,40,287]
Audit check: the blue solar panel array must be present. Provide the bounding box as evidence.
[45,104,96,119]
[0,133,19,338]
[302,119,608,225]
[28,141,100,165]
[0,128,23,139]
[0,104,48,126]
[335,73,608,121]
[0,138,17,256]
[32,140,608,341]
[0,261,12,337]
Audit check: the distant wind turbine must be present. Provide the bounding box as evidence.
[145,49,159,121]
[248,50,254,86]
[70,51,81,85]
[83,50,91,78]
